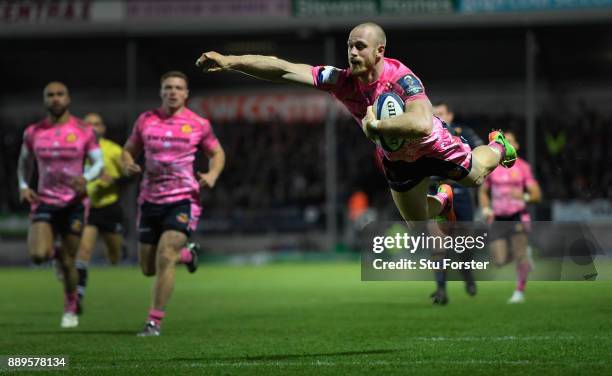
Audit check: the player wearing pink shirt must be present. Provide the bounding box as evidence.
[122,71,226,336]
[17,82,104,328]
[196,22,516,225]
[479,131,542,303]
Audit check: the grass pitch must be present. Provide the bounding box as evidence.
[1,262,611,375]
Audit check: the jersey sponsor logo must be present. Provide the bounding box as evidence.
[146,135,190,144]
[181,124,193,134]
[66,132,77,143]
[318,66,341,85]
[176,213,189,224]
[36,146,77,153]
[396,74,424,97]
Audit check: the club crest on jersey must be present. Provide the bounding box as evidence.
[396,74,424,97]
[181,124,193,134]
[318,66,341,85]
[176,213,189,224]
[66,132,77,142]
[71,219,83,233]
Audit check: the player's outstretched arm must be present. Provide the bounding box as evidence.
[198,144,226,189]
[364,98,433,139]
[196,51,314,87]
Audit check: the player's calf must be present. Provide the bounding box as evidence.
[138,243,157,276]
[75,260,88,315]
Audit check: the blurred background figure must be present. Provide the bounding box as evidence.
[122,71,225,336]
[429,102,483,305]
[75,112,126,315]
[16,82,103,328]
[344,190,376,251]
[479,131,542,303]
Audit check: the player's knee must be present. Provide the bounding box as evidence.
[157,247,177,268]
[472,175,485,187]
[463,172,484,187]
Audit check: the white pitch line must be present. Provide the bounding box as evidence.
[68,359,607,370]
[411,335,610,341]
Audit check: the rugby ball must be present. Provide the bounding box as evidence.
[373,92,405,152]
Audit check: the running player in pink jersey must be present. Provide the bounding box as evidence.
[122,71,226,336]
[478,131,542,303]
[196,22,516,225]
[16,82,104,328]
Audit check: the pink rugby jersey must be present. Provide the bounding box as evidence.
[312,57,470,167]
[24,116,99,207]
[484,158,537,217]
[128,107,219,206]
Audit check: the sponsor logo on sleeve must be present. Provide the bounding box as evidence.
[318,66,341,85]
[396,74,424,97]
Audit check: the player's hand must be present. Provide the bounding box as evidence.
[195,51,231,73]
[99,171,114,185]
[197,172,218,189]
[481,207,494,225]
[361,106,378,141]
[70,176,87,195]
[122,162,142,177]
[19,188,38,204]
